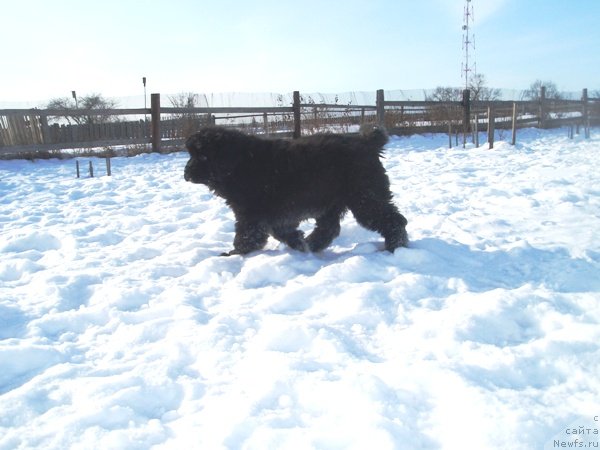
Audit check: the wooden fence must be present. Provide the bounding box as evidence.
[1,88,597,157]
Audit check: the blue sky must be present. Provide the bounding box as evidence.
[1,0,598,103]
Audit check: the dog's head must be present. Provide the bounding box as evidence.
[184,127,245,186]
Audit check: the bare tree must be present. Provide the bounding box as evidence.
[521,80,563,101]
[426,74,501,102]
[469,74,502,101]
[168,92,203,109]
[425,87,462,125]
[46,97,77,125]
[427,75,501,103]
[79,94,119,125]
[426,86,462,102]
[424,75,501,129]
[46,94,118,125]
[168,92,209,137]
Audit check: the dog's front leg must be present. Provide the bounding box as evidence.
[223,220,269,256]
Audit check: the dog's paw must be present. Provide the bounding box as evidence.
[278,231,309,253]
[385,229,409,252]
[294,239,310,253]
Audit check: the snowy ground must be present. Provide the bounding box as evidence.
[1,129,599,450]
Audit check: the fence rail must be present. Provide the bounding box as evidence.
[1,88,597,157]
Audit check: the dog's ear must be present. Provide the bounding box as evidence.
[208,128,237,148]
[185,133,202,155]
[186,128,224,157]
[360,124,389,149]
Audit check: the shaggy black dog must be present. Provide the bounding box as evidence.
[184,126,408,256]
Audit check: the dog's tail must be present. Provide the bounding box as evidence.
[360,124,389,150]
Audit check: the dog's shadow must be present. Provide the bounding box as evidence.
[227,236,599,296]
[394,238,598,294]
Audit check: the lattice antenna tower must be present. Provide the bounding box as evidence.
[461,0,476,91]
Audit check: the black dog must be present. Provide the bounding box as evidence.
[184,126,408,255]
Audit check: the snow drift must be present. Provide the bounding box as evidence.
[1,129,599,449]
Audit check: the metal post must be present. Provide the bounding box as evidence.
[143,77,148,122]
[143,77,147,109]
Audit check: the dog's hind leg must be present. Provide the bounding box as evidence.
[306,208,344,252]
[348,198,408,252]
[272,226,308,252]
[271,224,309,252]
[225,220,270,255]
[271,228,309,252]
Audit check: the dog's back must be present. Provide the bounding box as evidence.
[286,127,388,158]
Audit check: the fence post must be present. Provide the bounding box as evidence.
[488,105,495,149]
[263,112,269,136]
[151,93,161,152]
[292,91,301,139]
[376,89,385,127]
[462,89,470,148]
[582,88,590,138]
[539,86,546,129]
[511,102,517,145]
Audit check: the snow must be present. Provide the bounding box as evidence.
[1,128,599,450]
